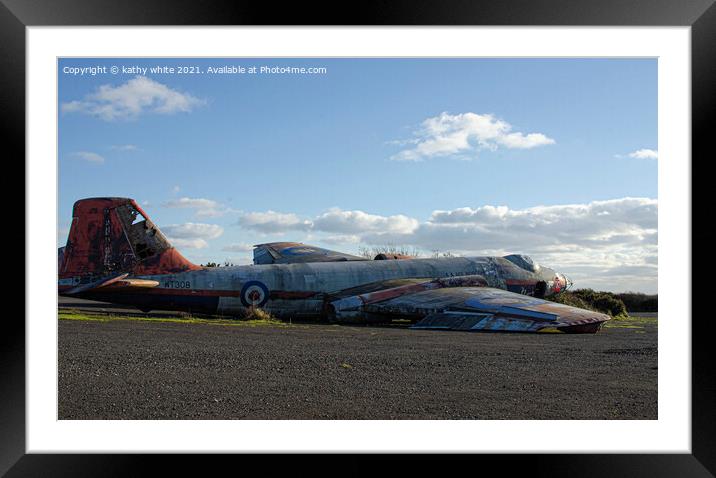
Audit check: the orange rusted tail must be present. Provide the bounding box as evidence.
[58,197,200,280]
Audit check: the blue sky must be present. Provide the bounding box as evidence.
[58,58,657,292]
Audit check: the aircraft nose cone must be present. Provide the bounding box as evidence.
[563,274,573,290]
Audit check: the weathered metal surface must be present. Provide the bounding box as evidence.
[57,197,608,333]
[330,275,488,319]
[65,272,129,295]
[253,242,367,264]
[411,313,545,332]
[373,253,414,260]
[408,287,610,332]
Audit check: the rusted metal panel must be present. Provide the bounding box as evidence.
[59,198,200,284]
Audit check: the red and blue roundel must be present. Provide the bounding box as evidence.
[240,280,269,307]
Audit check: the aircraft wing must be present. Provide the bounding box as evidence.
[253,242,368,265]
[330,276,610,333]
[64,273,159,295]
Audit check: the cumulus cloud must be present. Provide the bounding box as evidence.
[235,198,657,291]
[163,197,224,218]
[69,151,105,164]
[391,112,555,161]
[627,148,658,160]
[360,198,657,293]
[164,222,223,250]
[320,234,362,245]
[222,243,255,252]
[170,238,209,249]
[238,211,312,234]
[164,197,218,209]
[237,208,419,237]
[61,76,205,121]
[368,197,657,252]
[313,208,419,235]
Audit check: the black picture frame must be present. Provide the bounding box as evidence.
[4,0,712,475]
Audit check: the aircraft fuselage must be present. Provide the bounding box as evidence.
[61,255,568,318]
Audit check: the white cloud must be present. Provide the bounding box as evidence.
[312,208,419,235]
[627,148,658,159]
[110,144,138,151]
[237,208,418,236]
[69,151,105,164]
[238,211,312,234]
[222,255,254,266]
[164,197,218,209]
[371,197,657,251]
[391,112,555,161]
[360,198,657,292]
[61,76,205,121]
[222,243,255,252]
[162,223,224,241]
[320,234,362,245]
[234,198,657,292]
[170,238,209,249]
[163,197,224,217]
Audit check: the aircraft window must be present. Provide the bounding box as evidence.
[504,254,540,272]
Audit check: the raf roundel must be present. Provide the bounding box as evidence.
[240,280,269,307]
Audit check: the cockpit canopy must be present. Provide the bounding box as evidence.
[503,254,540,273]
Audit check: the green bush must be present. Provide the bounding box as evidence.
[548,289,628,319]
[615,292,658,312]
[549,291,591,310]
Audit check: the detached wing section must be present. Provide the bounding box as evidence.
[411,288,610,333]
[330,278,610,334]
[253,242,368,265]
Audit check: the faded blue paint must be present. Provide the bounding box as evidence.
[499,306,557,322]
[465,296,544,308]
[283,247,321,256]
[471,317,543,332]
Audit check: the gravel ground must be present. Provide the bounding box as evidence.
[58,313,657,420]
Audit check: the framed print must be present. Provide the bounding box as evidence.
[5,0,713,475]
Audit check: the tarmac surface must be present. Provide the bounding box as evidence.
[58,298,658,420]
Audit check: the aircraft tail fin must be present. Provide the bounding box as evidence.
[58,197,200,282]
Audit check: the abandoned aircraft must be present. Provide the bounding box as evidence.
[57,197,611,333]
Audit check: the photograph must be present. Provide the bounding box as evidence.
[56,57,659,420]
[3,0,708,469]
